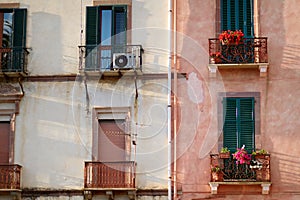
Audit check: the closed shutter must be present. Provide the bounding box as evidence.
[98,120,126,161]
[223,98,238,152]
[0,122,10,164]
[221,0,253,37]
[223,97,255,152]
[12,8,27,71]
[239,98,255,151]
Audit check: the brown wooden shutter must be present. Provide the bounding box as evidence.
[98,120,126,161]
[0,122,10,164]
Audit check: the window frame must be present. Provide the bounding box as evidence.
[92,107,132,162]
[218,92,261,153]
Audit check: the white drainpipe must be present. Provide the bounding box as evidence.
[168,0,173,199]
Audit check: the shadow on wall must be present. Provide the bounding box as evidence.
[30,12,62,74]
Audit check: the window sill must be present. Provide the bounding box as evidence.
[209,181,271,195]
[207,63,269,77]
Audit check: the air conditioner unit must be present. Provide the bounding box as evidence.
[113,53,136,69]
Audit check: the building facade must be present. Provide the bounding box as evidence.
[0,0,300,200]
[174,0,300,199]
[0,0,171,199]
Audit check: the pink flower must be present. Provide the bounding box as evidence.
[233,145,252,165]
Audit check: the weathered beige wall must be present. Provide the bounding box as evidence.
[175,0,300,198]
[6,0,171,192]
[15,78,168,189]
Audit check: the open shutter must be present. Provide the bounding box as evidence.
[223,98,238,153]
[86,6,99,46]
[12,8,27,71]
[13,8,26,48]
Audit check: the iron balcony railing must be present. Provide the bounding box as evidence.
[210,154,270,182]
[84,161,136,189]
[0,47,29,73]
[208,37,268,64]
[79,45,143,72]
[0,164,22,189]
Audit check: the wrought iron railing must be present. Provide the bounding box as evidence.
[0,164,22,189]
[210,154,270,182]
[208,37,268,64]
[84,161,136,189]
[79,45,143,71]
[0,47,29,73]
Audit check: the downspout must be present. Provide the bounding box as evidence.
[168,0,173,199]
[173,0,177,199]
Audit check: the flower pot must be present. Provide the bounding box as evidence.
[212,172,223,182]
[255,154,266,159]
[219,152,230,159]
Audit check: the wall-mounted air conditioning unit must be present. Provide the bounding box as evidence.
[113,53,136,69]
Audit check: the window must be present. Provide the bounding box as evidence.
[85,5,127,70]
[0,8,27,72]
[222,97,255,152]
[221,0,253,37]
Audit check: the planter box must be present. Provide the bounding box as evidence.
[219,152,230,159]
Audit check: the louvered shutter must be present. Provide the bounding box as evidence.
[12,8,27,71]
[221,0,253,37]
[239,98,255,152]
[13,9,26,47]
[223,98,238,153]
[86,6,99,45]
[223,97,255,153]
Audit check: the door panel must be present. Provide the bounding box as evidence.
[0,122,10,164]
[98,120,125,161]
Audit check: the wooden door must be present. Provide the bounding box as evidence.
[98,119,126,161]
[0,122,9,164]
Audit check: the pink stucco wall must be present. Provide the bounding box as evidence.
[175,0,300,199]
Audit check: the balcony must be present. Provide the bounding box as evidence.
[0,47,29,76]
[84,161,136,189]
[209,154,271,194]
[208,37,269,77]
[79,45,143,74]
[0,164,22,190]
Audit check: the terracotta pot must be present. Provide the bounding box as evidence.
[212,172,223,182]
[219,152,230,159]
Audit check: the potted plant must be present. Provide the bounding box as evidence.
[211,165,223,182]
[209,51,221,64]
[232,145,252,165]
[219,30,244,45]
[252,149,268,159]
[219,147,230,159]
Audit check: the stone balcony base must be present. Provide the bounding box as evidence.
[208,63,269,77]
[209,182,272,195]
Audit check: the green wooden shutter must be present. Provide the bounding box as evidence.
[13,8,26,47]
[221,0,253,37]
[223,97,255,153]
[239,98,255,152]
[86,6,99,45]
[12,8,27,71]
[223,98,238,153]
